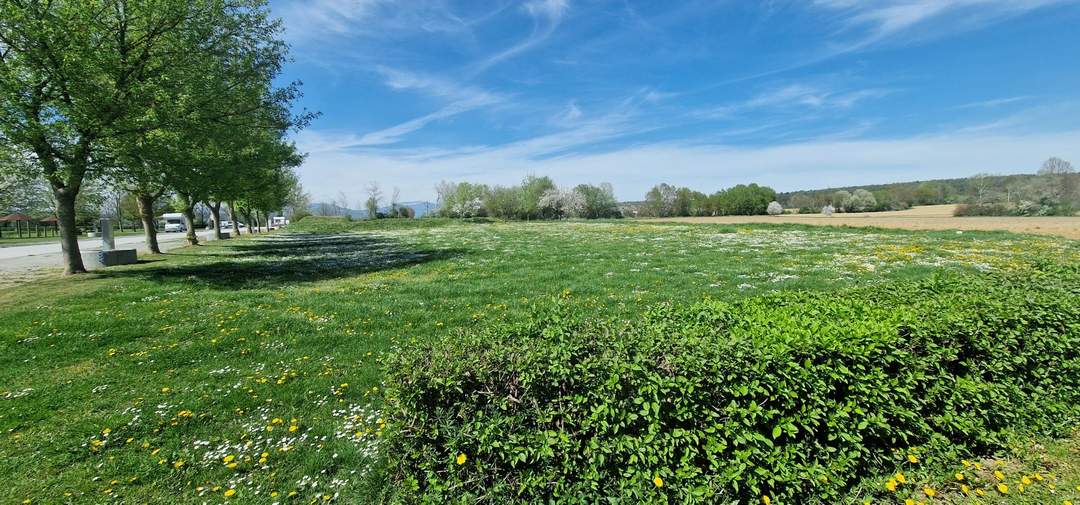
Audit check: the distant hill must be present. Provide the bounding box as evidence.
[308,201,438,219]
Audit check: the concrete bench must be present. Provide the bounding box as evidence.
[81,249,138,270]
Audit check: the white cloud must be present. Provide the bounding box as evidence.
[817,0,1069,49]
[349,67,507,146]
[356,95,501,146]
[296,127,1080,202]
[468,0,571,74]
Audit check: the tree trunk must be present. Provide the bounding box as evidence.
[243,209,255,235]
[136,193,161,254]
[52,186,87,274]
[229,201,240,236]
[180,194,198,246]
[209,201,224,240]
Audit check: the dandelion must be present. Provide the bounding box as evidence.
[907,454,919,464]
[955,472,964,481]
[223,455,235,463]
[886,479,898,492]
[994,470,1005,481]
[895,472,907,484]
[905,499,915,505]
[653,476,664,488]
[1021,476,1032,485]
[960,484,970,495]
[456,453,467,465]
[997,483,1009,494]
[172,460,184,469]
[923,487,935,498]
[160,387,170,393]
[762,495,771,505]
[224,489,236,497]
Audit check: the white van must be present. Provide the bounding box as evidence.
[160,213,186,232]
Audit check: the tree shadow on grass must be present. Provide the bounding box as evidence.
[97,233,464,289]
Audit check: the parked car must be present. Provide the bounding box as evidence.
[219,221,247,230]
[163,222,186,233]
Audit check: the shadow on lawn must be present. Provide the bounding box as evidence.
[98,233,463,289]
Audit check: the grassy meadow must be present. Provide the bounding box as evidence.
[1,218,1078,503]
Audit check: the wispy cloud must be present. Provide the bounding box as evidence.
[696,84,891,119]
[950,95,1033,110]
[353,67,508,146]
[817,0,1069,50]
[356,98,500,146]
[468,0,571,74]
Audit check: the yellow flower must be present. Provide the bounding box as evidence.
[762,495,771,505]
[994,470,1005,481]
[961,459,972,467]
[224,489,236,497]
[955,472,964,481]
[885,479,898,492]
[653,476,664,488]
[223,455,235,463]
[905,499,915,505]
[923,487,936,498]
[160,387,171,393]
[960,484,970,495]
[172,460,184,469]
[895,472,907,484]
[997,483,1009,494]
[907,454,919,464]
[456,453,467,465]
[289,425,299,432]
[1063,500,1072,505]
[1021,476,1032,485]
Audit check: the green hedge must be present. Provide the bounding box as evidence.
[384,265,1080,503]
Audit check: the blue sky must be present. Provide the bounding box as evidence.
[271,0,1080,203]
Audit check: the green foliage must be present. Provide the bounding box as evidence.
[384,266,1080,503]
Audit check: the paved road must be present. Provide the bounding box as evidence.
[0,230,214,273]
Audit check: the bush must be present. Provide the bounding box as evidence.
[953,204,1010,217]
[384,267,1080,503]
[766,201,783,215]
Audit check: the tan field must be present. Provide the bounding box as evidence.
[646,205,1080,240]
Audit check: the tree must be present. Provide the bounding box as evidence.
[968,173,996,205]
[335,192,351,217]
[832,190,853,212]
[767,201,783,215]
[645,183,677,217]
[575,183,620,219]
[673,187,694,217]
[364,182,382,219]
[484,185,521,218]
[715,184,776,215]
[849,189,877,212]
[0,0,298,272]
[519,175,556,220]
[389,186,400,216]
[1037,157,1077,208]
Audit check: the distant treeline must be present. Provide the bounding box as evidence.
[433,158,1078,220]
[435,176,622,220]
[625,183,779,217]
[779,157,1078,216]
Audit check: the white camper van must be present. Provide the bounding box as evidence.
[160,213,186,233]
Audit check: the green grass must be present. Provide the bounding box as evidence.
[0,219,1077,503]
